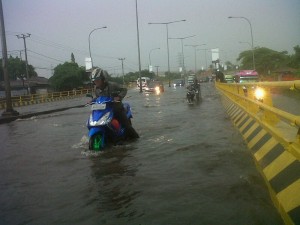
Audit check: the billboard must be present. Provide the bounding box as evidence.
[149,65,153,72]
[85,57,92,71]
[211,48,219,62]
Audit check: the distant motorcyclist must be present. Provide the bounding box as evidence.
[91,67,139,140]
[186,78,200,102]
[187,78,199,90]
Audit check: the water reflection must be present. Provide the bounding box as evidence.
[89,147,140,219]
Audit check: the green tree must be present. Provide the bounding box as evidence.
[237,47,289,74]
[49,62,88,91]
[165,71,181,80]
[0,56,37,81]
[224,61,236,71]
[71,53,75,63]
[120,70,156,84]
[288,45,300,68]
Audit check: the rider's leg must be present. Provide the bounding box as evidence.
[113,103,139,139]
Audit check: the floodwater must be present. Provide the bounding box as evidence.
[0,83,283,225]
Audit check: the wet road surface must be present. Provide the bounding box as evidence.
[0,83,283,225]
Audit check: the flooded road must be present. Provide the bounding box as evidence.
[0,83,283,225]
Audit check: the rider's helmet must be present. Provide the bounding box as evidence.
[91,67,108,82]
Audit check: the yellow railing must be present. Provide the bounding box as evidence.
[216,80,300,154]
[216,81,300,225]
[0,89,92,109]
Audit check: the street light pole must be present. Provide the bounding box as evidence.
[228,16,255,70]
[88,26,107,68]
[169,35,196,76]
[0,0,18,116]
[148,47,160,71]
[148,19,186,87]
[185,44,206,73]
[135,0,143,93]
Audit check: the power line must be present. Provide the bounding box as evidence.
[8,31,119,60]
[27,49,65,62]
[28,34,118,60]
[34,66,53,71]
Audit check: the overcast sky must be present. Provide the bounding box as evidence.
[3,0,300,78]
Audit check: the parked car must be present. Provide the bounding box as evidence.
[173,79,185,87]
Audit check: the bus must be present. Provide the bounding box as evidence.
[234,70,259,83]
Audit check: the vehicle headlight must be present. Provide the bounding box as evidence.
[155,86,160,94]
[254,87,264,101]
[89,112,111,126]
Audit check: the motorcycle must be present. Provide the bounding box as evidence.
[186,87,200,104]
[186,89,195,104]
[86,94,134,151]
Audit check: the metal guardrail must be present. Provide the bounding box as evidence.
[216,81,300,142]
[0,89,92,109]
[216,81,300,225]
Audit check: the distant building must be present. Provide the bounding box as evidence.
[0,76,49,95]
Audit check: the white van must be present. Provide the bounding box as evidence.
[137,77,150,89]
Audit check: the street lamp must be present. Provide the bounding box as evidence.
[148,47,160,71]
[148,19,186,86]
[169,35,196,76]
[135,0,143,93]
[185,44,206,73]
[88,26,107,68]
[228,16,255,70]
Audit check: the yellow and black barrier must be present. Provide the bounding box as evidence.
[216,81,300,225]
[0,89,92,110]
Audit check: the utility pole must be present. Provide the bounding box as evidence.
[16,33,30,79]
[0,0,19,116]
[155,66,159,77]
[118,58,125,85]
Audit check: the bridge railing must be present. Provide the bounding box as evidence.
[0,89,92,109]
[216,81,300,146]
[216,80,300,225]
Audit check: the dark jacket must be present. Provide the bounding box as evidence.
[95,81,127,100]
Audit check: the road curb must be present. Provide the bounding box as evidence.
[0,104,85,124]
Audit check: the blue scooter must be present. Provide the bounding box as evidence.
[86,95,133,151]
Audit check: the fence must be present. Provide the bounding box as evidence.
[0,89,92,109]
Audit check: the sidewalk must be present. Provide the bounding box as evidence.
[0,96,87,124]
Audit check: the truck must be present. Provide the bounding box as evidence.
[234,70,259,83]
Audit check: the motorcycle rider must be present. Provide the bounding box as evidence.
[186,77,200,102]
[91,67,139,140]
